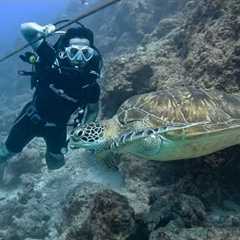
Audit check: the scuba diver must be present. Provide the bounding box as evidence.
[0,22,102,170]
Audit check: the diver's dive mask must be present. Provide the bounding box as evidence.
[64,38,95,66]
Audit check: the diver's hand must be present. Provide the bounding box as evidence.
[21,22,56,37]
[42,24,56,37]
[21,22,56,49]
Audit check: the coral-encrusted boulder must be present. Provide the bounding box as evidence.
[62,182,107,229]
[1,148,43,186]
[67,0,188,55]
[64,189,137,240]
[145,192,207,232]
[179,0,240,91]
[149,227,240,240]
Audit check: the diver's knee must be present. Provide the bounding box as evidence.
[45,151,65,170]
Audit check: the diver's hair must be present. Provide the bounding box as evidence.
[54,24,94,51]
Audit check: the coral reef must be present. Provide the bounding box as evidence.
[63,190,136,240]
[98,0,240,117]
[0,0,240,239]
[179,0,240,92]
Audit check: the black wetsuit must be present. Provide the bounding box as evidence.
[5,41,102,169]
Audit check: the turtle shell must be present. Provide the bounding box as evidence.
[116,87,240,139]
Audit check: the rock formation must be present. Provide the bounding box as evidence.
[0,0,240,239]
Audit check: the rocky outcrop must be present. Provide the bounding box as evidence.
[146,183,240,240]
[146,192,207,235]
[93,0,240,117]
[0,148,43,186]
[68,0,189,56]
[100,40,185,117]
[1,0,240,239]
[179,0,240,92]
[63,190,136,240]
[149,227,240,240]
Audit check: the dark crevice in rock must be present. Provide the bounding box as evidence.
[127,217,149,240]
[130,65,155,93]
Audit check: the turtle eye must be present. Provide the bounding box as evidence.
[146,129,155,135]
[77,129,84,137]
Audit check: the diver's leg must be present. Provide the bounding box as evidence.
[2,104,36,184]
[5,103,35,155]
[43,126,67,170]
[1,102,33,163]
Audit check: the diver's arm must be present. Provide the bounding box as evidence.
[20,22,55,50]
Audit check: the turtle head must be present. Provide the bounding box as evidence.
[69,119,120,151]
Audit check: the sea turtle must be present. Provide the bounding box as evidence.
[69,87,240,162]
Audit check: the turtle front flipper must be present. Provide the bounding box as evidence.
[110,128,165,158]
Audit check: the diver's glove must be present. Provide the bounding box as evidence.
[42,24,56,37]
[21,22,56,38]
[21,22,56,49]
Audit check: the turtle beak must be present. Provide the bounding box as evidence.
[69,143,78,149]
[69,130,82,149]
[70,130,79,142]
[69,136,79,149]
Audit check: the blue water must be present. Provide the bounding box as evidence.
[0,0,69,55]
